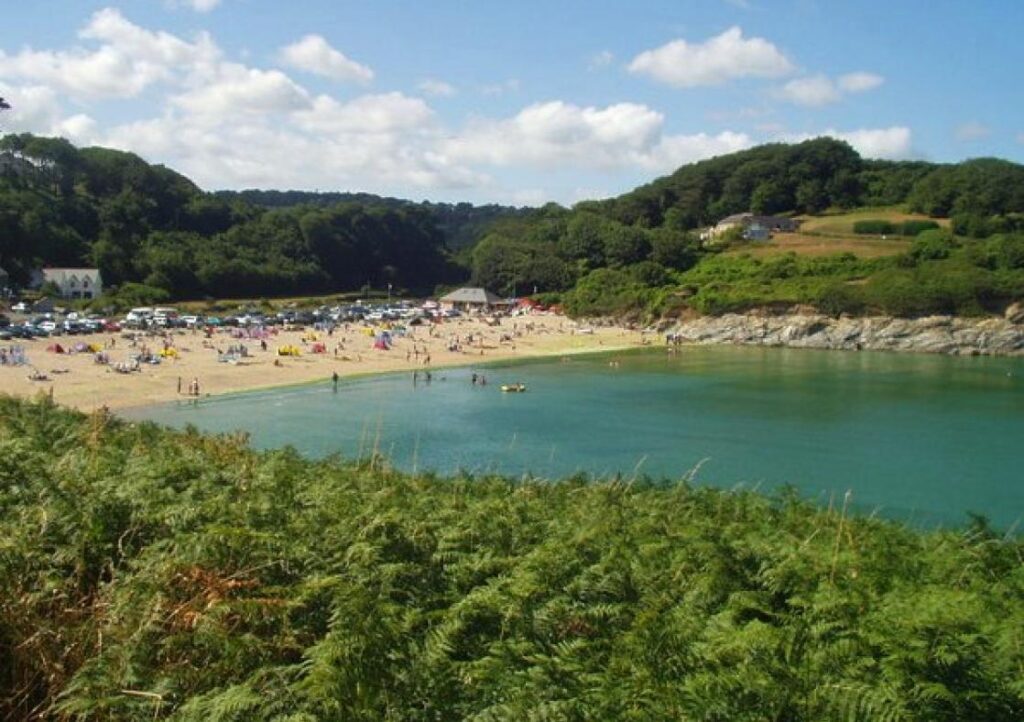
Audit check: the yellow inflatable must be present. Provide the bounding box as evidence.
[277,345,302,357]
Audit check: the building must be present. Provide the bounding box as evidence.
[34,268,103,300]
[438,287,508,312]
[703,213,801,242]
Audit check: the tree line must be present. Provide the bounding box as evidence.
[2,132,1024,316]
[0,134,486,303]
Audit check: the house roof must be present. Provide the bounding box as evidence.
[42,268,102,283]
[715,213,799,228]
[43,267,101,276]
[438,287,504,304]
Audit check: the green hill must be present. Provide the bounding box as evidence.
[3,132,1024,317]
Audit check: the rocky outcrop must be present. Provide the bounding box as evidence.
[658,312,1024,356]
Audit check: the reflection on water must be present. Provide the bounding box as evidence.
[123,346,1024,528]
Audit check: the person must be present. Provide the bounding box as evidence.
[332,371,339,391]
[471,372,478,385]
[177,376,182,394]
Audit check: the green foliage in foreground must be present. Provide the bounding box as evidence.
[1,396,1023,721]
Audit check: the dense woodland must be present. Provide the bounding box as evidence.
[1,396,1022,721]
[2,133,1024,316]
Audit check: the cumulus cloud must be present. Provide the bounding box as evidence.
[777,70,885,107]
[628,27,794,88]
[441,100,751,172]
[279,34,373,83]
[293,92,433,134]
[777,75,841,107]
[0,7,219,100]
[838,72,884,93]
[417,79,456,97]
[168,0,222,12]
[173,64,310,117]
[954,121,990,141]
[782,127,912,159]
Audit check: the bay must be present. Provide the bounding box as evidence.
[123,346,1024,529]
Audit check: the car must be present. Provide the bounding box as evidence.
[37,320,59,334]
[11,302,28,313]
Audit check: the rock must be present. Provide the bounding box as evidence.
[1004,302,1024,324]
[665,312,1024,357]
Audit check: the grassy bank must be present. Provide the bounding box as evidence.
[1,396,1022,721]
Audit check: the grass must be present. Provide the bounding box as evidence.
[723,207,948,260]
[796,206,951,236]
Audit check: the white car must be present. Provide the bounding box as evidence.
[11,302,28,313]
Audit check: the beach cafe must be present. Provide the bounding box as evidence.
[438,287,511,313]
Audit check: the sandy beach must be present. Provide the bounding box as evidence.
[0,314,648,412]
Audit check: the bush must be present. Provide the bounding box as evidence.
[853,219,896,235]
[899,219,941,236]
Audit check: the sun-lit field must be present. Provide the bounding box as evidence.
[723,207,949,258]
[796,207,951,236]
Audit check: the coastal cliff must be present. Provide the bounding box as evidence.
[656,303,1024,356]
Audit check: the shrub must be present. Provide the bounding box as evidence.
[853,219,896,235]
[899,219,941,236]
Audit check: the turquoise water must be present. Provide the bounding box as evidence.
[123,346,1024,529]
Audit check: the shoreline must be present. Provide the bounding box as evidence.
[656,310,1024,357]
[0,315,649,413]
[117,338,643,413]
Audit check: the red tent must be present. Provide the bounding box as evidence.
[46,343,64,353]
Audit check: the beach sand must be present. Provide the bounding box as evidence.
[0,314,650,412]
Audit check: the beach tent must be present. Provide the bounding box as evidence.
[311,342,327,353]
[46,343,64,353]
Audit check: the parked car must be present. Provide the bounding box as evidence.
[11,302,28,313]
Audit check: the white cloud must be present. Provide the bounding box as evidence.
[279,34,373,83]
[954,121,990,141]
[588,50,614,70]
[0,8,219,100]
[418,79,456,97]
[168,0,222,12]
[294,92,434,134]
[838,71,884,93]
[173,63,310,117]
[777,75,841,107]
[776,71,885,107]
[441,100,752,172]
[628,27,794,88]
[783,127,913,159]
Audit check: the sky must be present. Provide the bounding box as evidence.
[1,0,1022,206]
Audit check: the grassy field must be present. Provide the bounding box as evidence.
[796,206,950,236]
[724,207,948,259]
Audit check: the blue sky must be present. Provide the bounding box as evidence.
[1,0,1021,205]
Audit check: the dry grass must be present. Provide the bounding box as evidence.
[723,233,912,259]
[722,207,946,259]
[796,207,950,236]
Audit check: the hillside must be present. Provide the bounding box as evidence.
[1,396,1022,721]
[2,133,1024,318]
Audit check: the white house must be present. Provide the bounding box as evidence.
[35,268,103,300]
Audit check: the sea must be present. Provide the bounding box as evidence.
[122,345,1024,530]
